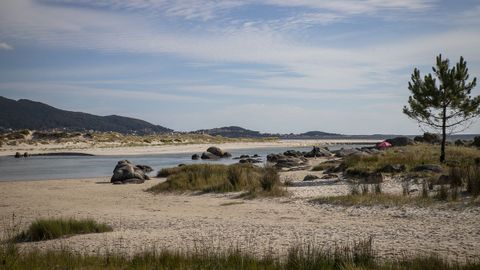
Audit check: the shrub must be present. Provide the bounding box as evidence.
[15,218,112,242]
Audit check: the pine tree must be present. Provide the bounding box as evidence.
[403,54,480,163]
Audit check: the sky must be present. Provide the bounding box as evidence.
[1,0,480,135]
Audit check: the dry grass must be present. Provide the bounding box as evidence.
[343,144,480,175]
[312,193,434,207]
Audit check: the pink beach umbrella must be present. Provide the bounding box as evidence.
[376,141,392,149]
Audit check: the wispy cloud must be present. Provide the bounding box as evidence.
[0,42,13,50]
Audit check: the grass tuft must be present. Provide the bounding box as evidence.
[14,218,112,242]
[148,164,286,197]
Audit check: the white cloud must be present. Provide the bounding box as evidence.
[0,42,13,50]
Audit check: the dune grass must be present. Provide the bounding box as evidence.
[14,218,112,242]
[343,144,480,176]
[148,164,287,197]
[1,235,479,270]
[312,193,434,207]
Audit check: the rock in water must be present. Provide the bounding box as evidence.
[206,146,224,157]
[111,160,151,184]
[191,154,200,160]
[202,146,231,159]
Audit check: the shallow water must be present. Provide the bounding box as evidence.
[0,144,370,181]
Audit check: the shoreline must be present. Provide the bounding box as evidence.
[0,139,379,157]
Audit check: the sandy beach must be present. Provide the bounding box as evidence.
[0,139,380,157]
[1,165,479,262]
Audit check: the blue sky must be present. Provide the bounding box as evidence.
[1,0,480,134]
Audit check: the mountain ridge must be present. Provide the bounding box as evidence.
[0,96,173,134]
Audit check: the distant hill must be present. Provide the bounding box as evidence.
[0,96,172,134]
[193,126,343,139]
[193,126,268,138]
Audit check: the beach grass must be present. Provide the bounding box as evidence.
[1,235,479,269]
[14,218,112,242]
[148,164,287,197]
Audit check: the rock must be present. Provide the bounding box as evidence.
[284,150,303,157]
[253,154,259,157]
[204,146,231,158]
[136,165,153,173]
[23,152,29,157]
[303,174,319,181]
[304,146,332,158]
[377,164,406,173]
[191,154,200,160]
[206,146,224,157]
[267,153,282,163]
[386,137,413,147]
[275,155,308,169]
[14,152,21,158]
[111,160,150,184]
[332,148,360,157]
[473,136,480,148]
[239,158,262,164]
[201,151,219,160]
[413,164,443,173]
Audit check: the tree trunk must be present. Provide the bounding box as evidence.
[440,107,447,163]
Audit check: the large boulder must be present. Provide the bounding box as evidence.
[304,146,332,158]
[111,160,151,184]
[201,151,220,160]
[203,146,232,159]
[284,150,303,157]
[207,146,224,156]
[386,137,414,147]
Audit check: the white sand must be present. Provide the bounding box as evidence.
[1,172,479,261]
[0,139,379,156]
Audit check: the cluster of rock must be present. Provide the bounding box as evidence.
[14,152,29,158]
[111,160,153,184]
[192,146,232,160]
[267,146,332,170]
[233,154,262,164]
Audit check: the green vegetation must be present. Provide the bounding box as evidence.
[14,218,112,242]
[1,235,479,270]
[148,164,286,197]
[343,144,480,176]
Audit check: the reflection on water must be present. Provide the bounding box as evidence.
[0,144,371,181]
